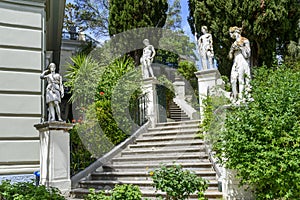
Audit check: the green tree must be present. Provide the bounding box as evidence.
[285,40,300,70]
[108,0,168,36]
[214,66,300,199]
[108,0,168,63]
[188,0,300,76]
[155,30,197,66]
[164,0,182,30]
[64,0,109,38]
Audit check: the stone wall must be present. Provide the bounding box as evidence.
[0,0,46,181]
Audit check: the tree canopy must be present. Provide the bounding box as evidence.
[64,0,109,38]
[108,0,168,36]
[188,0,300,75]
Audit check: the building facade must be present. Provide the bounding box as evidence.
[0,0,65,182]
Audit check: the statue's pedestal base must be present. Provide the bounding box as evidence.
[34,122,73,194]
[195,69,221,118]
[142,77,158,127]
[222,169,255,200]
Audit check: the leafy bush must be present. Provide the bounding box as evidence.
[93,100,128,145]
[84,185,141,200]
[70,126,96,175]
[0,180,65,200]
[215,66,300,199]
[85,188,110,200]
[151,164,208,200]
[177,60,198,95]
[199,95,230,142]
[111,184,142,200]
[66,55,142,146]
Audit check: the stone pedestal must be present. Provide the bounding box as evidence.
[195,69,221,118]
[222,169,255,200]
[173,78,185,100]
[142,77,158,127]
[34,122,73,194]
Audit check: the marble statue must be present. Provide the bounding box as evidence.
[228,26,251,103]
[140,39,156,78]
[40,63,64,121]
[196,26,214,70]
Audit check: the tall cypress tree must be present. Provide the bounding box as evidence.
[188,0,300,75]
[108,0,168,63]
[109,0,168,36]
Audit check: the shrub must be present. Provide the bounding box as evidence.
[84,188,110,200]
[84,185,142,200]
[215,66,300,199]
[0,180,65,200]
[66,55,142,146]
[151,164,208,200]
[70,126,96,175]
[111,184,142,200]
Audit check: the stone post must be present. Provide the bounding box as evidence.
[222,169,255,199]
[194,69,221,118]
[142,77,158,127]
[173,77,185,100]
[34,122,73,194]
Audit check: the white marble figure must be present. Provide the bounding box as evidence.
[78,27,86,41]
[228,26,251,103]
[140,39,156,78]
[196,26,214,70]
[40,63,64,121]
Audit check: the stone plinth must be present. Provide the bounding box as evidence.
[34,122,73,194]
[195,69,221,117]
[222,169,255,200]
[142,77,158,127]
[173,78,185,100]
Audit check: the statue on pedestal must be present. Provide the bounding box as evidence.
[228,26,251,103]
[40,63,64,121]
[140,39,156,79]
[196,26,214,70]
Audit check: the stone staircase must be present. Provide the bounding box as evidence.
[169,101,191,121]
[71,120,223,199]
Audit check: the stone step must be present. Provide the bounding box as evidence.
[101,162,214,172]
[147,124,199,131]
[88,171,217,182]
[119,151,207,160]
[169,110,188,113]
[140,189,223,200]
[169,116,190,119]
[121,146,205,156]
[169,114,189,117]
[111,154,209,165]
[135,134,198,143]
[142,129,200,138]
[71,188,222,200]
[128,140,205,149]
[155,120,200,127]
[79,180,218,192]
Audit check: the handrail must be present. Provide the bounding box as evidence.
[71,121,150,188]
[173,97,199,119]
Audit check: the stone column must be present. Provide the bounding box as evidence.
[142,77,158,127]
[173,77,185,100]
[34,122,73,194]
[195,69,221,118]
